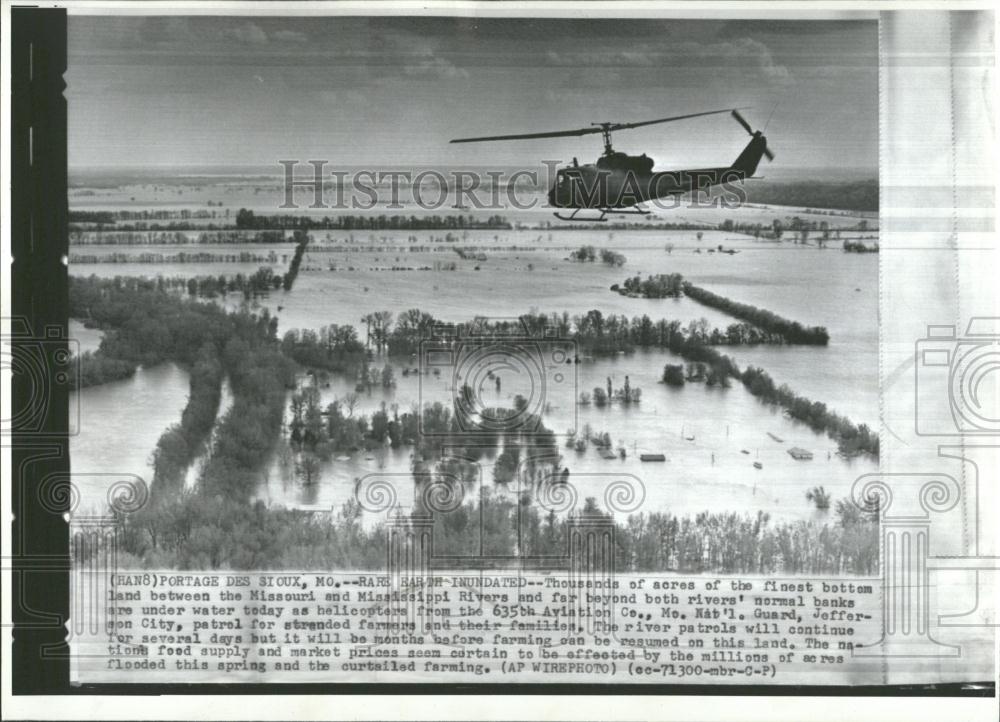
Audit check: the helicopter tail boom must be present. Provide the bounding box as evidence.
[731,133,770,177]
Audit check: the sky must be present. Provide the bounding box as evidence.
[67,15,878,175]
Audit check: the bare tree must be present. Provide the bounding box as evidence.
[296,453,321,485]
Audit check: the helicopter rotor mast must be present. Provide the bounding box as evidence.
[593,123,615,156]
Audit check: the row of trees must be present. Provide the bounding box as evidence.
[236,209,511,231]
[843,239,879,253]
[69,229,290,246]
[282,230,310,290]
[70,230,191,245]
[70,250,276,265]
[278,306,798,371]
[118,482,877,572]
[614,505,877,574]
[682,282,831,345]
[434,492,877,576]
[664,353,876,457]
[120,494,385,570]
[183,267,283,300]
[150,344,224,492]
[740,366,879,456]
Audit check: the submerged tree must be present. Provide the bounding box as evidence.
[806,485,832,511]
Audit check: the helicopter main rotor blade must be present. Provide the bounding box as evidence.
[450,126,603,144]
[450,107,746,144]
[608,107,741,133]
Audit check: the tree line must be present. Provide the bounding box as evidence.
[119,494,385,570]
[150,344,224,492]
[69,229,290,246]
[236,209,511,231]
[282,230,310,291]
[609,272,831,346]
[843,239,879,253]
[739,366,878,456]
[118,487,876,573]
[681,281,830,345]
[183,267,282,300]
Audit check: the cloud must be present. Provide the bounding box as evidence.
[102,16,194,48]
[546,38,792,86]
[403,54,469,80]
[220,22,308,45]
[546,49,658,67]
[367,16,676,42]
[226,22,269,45]
[698,37,792,84]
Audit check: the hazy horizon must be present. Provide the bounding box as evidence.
[68,163,877,188]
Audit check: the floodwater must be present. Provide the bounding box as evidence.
[69,216,879,525]
[69,363,190,514]
[68,319,104,355]
[70,229,879,429]
[255,346,876,527]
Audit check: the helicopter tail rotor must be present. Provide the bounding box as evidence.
[731,109,775,161]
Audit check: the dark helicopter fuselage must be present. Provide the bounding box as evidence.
[548,132,768,210]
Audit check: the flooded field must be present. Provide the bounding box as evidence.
[255,348,876,527]
[69,363,190,514]
[68,177,879,526]
[70,227,877,422]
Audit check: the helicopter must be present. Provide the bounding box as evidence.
[451,108,773,222]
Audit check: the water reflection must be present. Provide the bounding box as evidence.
[260,347,876,528]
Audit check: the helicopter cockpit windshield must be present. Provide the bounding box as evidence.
[550,166,582,207]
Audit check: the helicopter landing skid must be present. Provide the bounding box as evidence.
[553,206,651,223]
